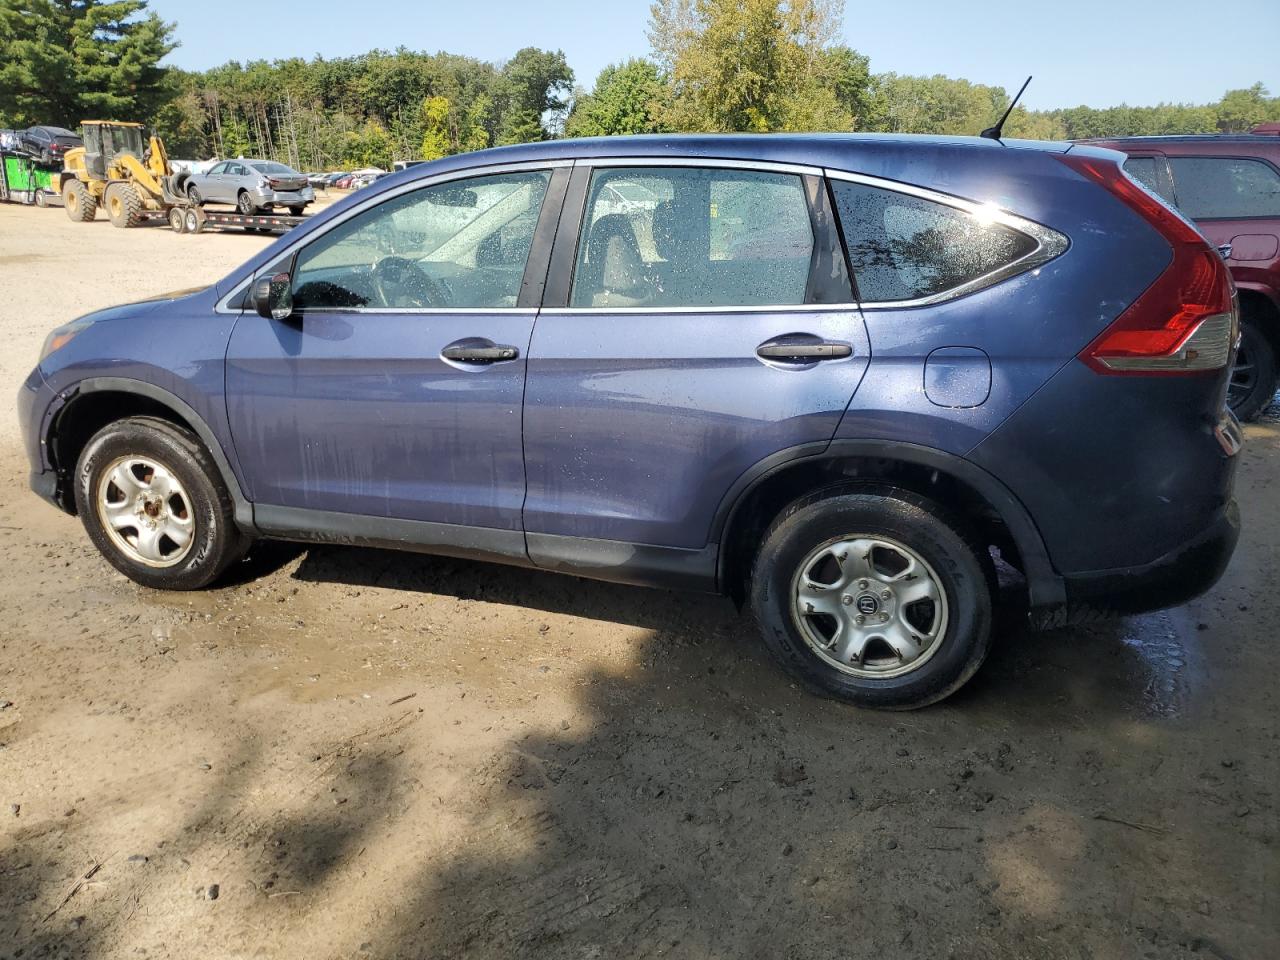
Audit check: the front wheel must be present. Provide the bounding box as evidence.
[751,486,993,709]
[73,417,247,590]
[1227,315,1277,422]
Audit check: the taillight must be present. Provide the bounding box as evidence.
[1056,153,1237,375]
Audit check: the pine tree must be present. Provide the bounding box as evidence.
[0,0,176,128]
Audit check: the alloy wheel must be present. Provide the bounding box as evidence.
[790,535,949,679]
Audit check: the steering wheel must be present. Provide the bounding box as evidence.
[370,256,448,309]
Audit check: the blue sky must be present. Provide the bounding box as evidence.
[150,0,1277,110]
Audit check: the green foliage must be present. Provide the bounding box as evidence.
[0,0,176,128]
[565,59,666,137]
[648,0,859,133]
[4,0,1277,175]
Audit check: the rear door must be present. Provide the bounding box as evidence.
[522,159,870,561]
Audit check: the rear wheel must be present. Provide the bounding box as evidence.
[751,486,993,709]
[34,190,47,208]
[73,417,247,590]
[105,182,143,228]
[62,179,97,222]
[236,190,256,215]
[1228,314,1277,421]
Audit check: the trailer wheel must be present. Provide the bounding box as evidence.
[169,207,187,233]
[184,209,202,234]
[63,180,97,222]
[105,182,143,228]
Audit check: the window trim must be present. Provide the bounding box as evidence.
[543,156,841,314]
[214,159,572,315]
[1165,154,1280,223]
[825,169,1069,310]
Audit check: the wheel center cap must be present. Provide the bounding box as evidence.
[855,594,880,616]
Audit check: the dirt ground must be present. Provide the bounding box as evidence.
[0,200,1276,960]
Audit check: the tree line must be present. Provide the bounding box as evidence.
[1,0,1276,172]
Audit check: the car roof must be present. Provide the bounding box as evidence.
[1075,134,1280,160]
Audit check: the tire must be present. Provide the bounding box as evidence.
[105,181,143,228]
[63,179,97,222]
[287,206,305,216]
[169,207,186,233]
[73,417,247,590]
[1228,314,1277,422]
[186,182,202,205]
[236,190,256,215]
[750,485,994,709]
[185,209,202,234]
[34,190,47,208]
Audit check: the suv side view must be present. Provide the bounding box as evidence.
[18,135,1242,709]
[1079,134,1280,420]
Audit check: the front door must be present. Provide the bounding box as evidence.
[522,162,870,558]
[225,165,565,535]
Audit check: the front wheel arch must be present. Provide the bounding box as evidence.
[47,379,254,531]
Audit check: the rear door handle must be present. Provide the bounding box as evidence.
[756,340,853,361]
[441,339,520,363]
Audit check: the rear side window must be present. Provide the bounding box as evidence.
[831,181,1038,303]
[570,167,814,308]
[1124,157,1162,196]
[1168,157,1280,219]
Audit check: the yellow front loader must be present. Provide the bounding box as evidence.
[59,121,182,227]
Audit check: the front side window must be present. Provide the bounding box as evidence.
[292,170,551,310]
[569,167,814,308]
[1168,157,1280,219]
[831,180,1038,303]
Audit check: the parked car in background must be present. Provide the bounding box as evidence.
[183,159,315,215]
[323,171,350,186]
[1079,134,1280,419]
[19,126,82,165]
[20,134,1241,708]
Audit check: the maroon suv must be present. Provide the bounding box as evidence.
[1081,134,1280,419]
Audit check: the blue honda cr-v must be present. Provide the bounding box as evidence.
[18,134,1242,708]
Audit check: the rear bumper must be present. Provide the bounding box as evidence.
[1059,499,1240,615]
[250,187,314,207]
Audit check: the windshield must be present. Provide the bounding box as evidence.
[250,161,298,176]
[102,125,145,159]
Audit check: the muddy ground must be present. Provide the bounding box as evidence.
[0,201,1276,959]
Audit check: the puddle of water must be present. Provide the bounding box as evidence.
[1113,609,1201,719]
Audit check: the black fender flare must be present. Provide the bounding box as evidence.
[711,439,1066,609]
[56,377,256,532]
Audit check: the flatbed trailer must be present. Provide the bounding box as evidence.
[164,202,310,235]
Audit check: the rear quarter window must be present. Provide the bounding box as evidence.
[831,180,1039,303]
[1168,157,1280,219]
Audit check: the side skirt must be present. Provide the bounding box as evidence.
[253,505,720,593]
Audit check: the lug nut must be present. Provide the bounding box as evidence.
[880,613,889,623]
[880,589,892,600]
[841,595,854,606]
[855,615,865,625]
[858,580,869,590]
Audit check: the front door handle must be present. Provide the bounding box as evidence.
[756,339,853,361]
[441,339,520,363]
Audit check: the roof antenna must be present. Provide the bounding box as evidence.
[981,76,1032,140]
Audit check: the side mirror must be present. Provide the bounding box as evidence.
[254,272,294,320]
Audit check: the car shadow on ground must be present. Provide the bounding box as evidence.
[2,542,1238,959]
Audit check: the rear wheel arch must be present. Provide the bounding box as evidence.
[47,379,253,530]
[715,440,1064,610]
